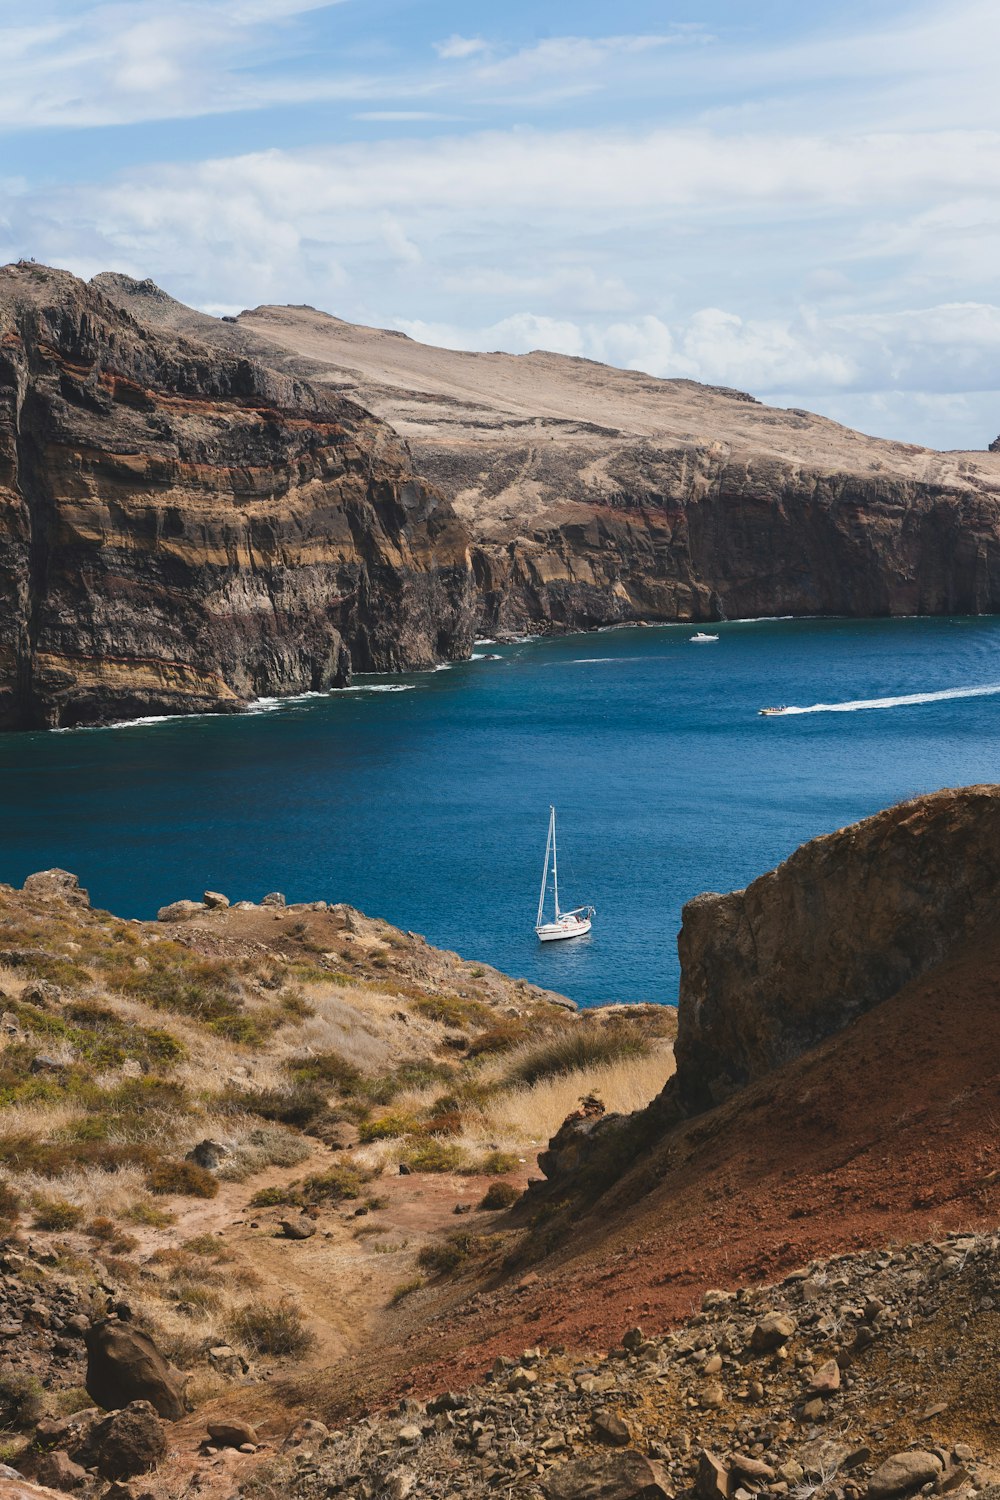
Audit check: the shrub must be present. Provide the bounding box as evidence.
[478,1150,520,1175]
[225,1298,314,1357]
[0,1372,44,1429]
[222,1083,327,1128]
[467,1019,534,1057]
[182,1233,235,1259]
[0,1181,22,1221]
[248,1185,299,1209]
[403,1139,464,1174]
[389,1277,424,1305]
[86,1217,139,1254]
[412,995,488,1029]
[300,1165,371,1204]
[479,1180,521,1211]
[284,1050,362,1093]
[358,1112,417,1143]
[123,1199,173,1227]
[146,1160,219,1198]
[32,1196,84,1231]
[416,1231,485,1276]
[505,1024,651,1087]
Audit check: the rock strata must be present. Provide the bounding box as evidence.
[0,262,476,728]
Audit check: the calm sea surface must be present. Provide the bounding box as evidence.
[2,617,999,1007]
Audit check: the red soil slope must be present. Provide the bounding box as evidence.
[374,921,1000,1401]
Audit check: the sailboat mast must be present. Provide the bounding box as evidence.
[536,808,553,928]
[551,806,560,918]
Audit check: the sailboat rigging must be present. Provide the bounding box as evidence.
[535,805,595,942]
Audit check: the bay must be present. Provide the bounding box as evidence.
[1,616,998,1007]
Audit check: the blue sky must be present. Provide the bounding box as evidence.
[2,0,998,448]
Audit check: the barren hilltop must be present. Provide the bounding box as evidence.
[1,788,1000,1499]
[95,270,1000,637]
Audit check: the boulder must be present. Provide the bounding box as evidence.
[261,892,286,908]
[84,1320,186,1421]
[202,891,230,909]
[280,1217,317,1240]
[867,1453,943,1499]
[81,1402,166,1481]
[21,870,89,908]
[184,1140,230,1170]
[809,1358,841,1395]
[207,1420,258,1449]
[156,900,207,923]
[544,1450,672,1499]
[19,1451,87,1492]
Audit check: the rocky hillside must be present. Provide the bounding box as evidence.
[95,274,1000,637]
[671,784,1000,1114]
[0,263,476,729]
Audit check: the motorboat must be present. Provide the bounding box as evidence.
[690,632,719,643]
[759,706,787,717]
[535,805,594,942]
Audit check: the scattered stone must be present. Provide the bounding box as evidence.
[21,1449,88,1491]
[697,1450,731,1500]
[397,1425,423,1444]
[543,1449,672,1499]
[867,1453,943,1498]
[809,1359,841,1395]
[750,1312,797,1352]
[592,1410,632,1446]
[730,1455,776,1485]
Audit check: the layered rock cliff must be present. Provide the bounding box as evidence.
[0,263,476,729]
[671,784,1000,1114]
[92,281,1000,634]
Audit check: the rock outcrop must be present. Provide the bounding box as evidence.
[0,262,476,728]
[671,784,1000,1114]
[93,282,1000,637]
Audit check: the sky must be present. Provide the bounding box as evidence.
[1,0,998,449]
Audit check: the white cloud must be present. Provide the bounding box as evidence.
[433,34,487,61]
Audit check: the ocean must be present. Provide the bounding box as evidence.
[2,616,998,1007]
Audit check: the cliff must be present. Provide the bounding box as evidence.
[92,279,1000,634]
[670,783,1000,1114]
[0,263,476,729]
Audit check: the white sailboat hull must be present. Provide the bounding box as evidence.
[536,915,592,942]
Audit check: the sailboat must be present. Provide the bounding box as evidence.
[535,805,595,942]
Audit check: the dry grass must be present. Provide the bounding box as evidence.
[461,1049,674,1151]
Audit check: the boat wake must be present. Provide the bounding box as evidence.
[773,683,1000,716]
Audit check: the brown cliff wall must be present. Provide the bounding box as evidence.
[0,263,476,729]
[671,784,1000,1114]
[471,447,1000,634]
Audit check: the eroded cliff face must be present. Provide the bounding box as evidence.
[0,263,476,729]
[671,784,1000,1114]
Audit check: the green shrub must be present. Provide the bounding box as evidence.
[478,1180,521,1211]
[403,1139,464,1174]
[412,994,488,1029]
[0,1181,22,1221]
[225,1298,314,1357]
[300,1165,371,1204]
[416,1231,488,1276]
[32,1196,84,1231]
[123,1199,173,1227]
[222,1083,327,1128]
[146,1160,219,1198]
[389,1277,424,1305]
[0,1372,45,1429]
[478,1150,520,1175]
[248,1184,299,1209]
[284,1050,362,1093]
[358,1112,417,1143]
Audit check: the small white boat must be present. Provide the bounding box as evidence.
[759,705,787,717]
[535,805,594,942]
[690,631,719,643]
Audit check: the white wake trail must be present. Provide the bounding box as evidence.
[775,683,1000,716]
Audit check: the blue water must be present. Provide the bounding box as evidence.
[1,617,999,1007]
